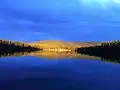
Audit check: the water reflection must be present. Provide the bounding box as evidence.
[1,50,120,64]
[0,50,100,59]
[0,51,120,90]
[0,52,31,58]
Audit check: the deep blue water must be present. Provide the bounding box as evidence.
[0,56,120,90]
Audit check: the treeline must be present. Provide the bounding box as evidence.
[0,40,40,54]
[76,40,120,62]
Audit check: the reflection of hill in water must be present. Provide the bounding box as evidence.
[0,50,100,60]
[1,51,120,64]
[28,51,101,59]
[29,51,78,59]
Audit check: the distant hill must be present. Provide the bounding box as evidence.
[0,39,102,53]
[29,40,101,49]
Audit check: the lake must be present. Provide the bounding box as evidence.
[0,55,120,90]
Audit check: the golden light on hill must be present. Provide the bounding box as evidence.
[28,40,101,50]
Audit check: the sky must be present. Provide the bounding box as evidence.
[0,0,120,42]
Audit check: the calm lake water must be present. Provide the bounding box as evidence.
[0,56,120,90]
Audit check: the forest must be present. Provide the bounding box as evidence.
[0,40,40,54]
[76,40,120,63]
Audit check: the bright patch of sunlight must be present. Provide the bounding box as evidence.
[77,0,113,8]
[113,0,120,3]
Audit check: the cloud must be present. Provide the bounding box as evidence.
[0,0,120,42]
[0,30,61,42]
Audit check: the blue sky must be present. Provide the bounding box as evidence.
[0,0,120,42]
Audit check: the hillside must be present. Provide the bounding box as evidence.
[29,40,101,49]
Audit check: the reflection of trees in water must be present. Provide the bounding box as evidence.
[0,50,120,64]
[0,40,41,57]
[101,57,120,64]
[0,52,31,58]
[25,50,79,59]
[0,50,77,58]
[77,40,120,64]
[1,39,120,64]
[79,53,120,64]
[0,50,100,60]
